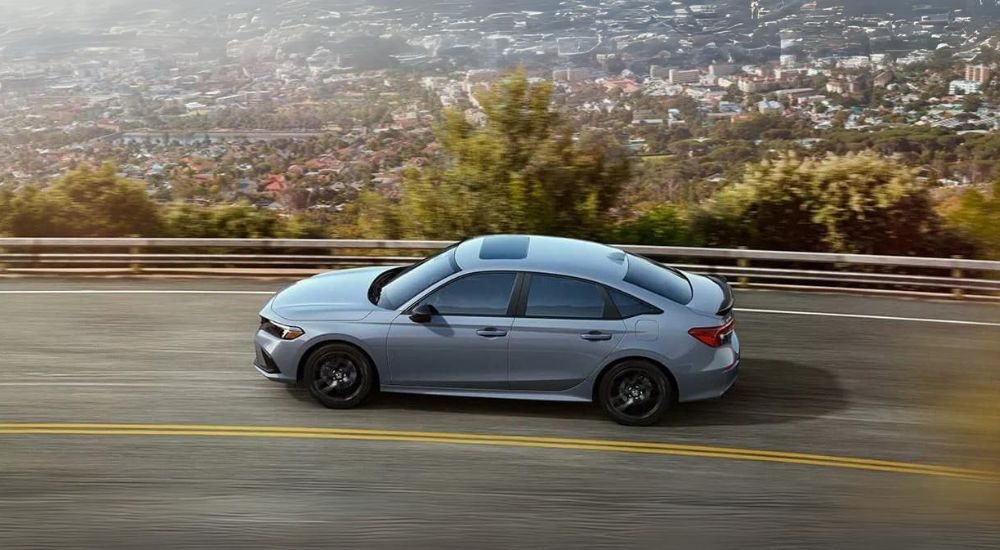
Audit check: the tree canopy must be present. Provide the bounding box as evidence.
[695,152,957,256]
[377,71,631,239]
[3,163,162,237]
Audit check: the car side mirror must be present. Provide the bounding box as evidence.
[409,304,438,323]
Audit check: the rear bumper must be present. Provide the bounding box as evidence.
[677,357,739,402]
[674,330,740,403]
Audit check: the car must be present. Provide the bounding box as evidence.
[254,235,739,425]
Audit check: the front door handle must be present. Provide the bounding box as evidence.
[476,327,508,338]
[581,331,613,341]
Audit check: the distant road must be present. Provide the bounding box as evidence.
[1,279,998,549]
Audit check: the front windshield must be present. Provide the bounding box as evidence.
[375,246,461,309]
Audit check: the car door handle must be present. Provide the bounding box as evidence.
[581,331,613,341]
[476,327,508,338]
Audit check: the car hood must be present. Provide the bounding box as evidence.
[266,266,395,322]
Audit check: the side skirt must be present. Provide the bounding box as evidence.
[379,385,593,403]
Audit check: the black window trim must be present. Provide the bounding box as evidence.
[605,286,664,319]
[514,272,618,321]
[404,270,524,318]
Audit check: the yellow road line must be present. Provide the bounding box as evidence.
[0,423,994,477]
[0,423,994,482]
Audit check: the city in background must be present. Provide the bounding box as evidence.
[1,1,999,259]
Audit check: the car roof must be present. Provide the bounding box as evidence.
[453,235,629,283]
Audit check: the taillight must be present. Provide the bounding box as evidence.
[688,318,735,348]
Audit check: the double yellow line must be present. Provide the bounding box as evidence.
[1,422,994,482]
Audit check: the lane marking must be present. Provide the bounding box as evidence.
[0,290,274,295]
[1,289,996,327]
[8,349,247,358]
[735,308,1000,327]
[0,423,993,481]
[0,383,240,387]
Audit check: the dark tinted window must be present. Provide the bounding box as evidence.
[609,289,661,318]
[420,272,516,316]
[525,275,606,319]
[624,254,693,304]
[378,247,460,308]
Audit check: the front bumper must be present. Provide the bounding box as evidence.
[253,329,298,383]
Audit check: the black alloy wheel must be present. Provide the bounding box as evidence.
[598,361,672,426]
[303,344,376,409]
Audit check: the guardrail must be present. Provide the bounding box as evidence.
[1,238,999,299]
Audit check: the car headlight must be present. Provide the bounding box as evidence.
[260,317,305,340]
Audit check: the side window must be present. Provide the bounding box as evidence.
[524,274,607,319]
[419,272,516,316]
[608,288,662,318]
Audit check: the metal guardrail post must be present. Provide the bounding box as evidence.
[130,236,142,273]
[0,246,6,273]
[952,255,963,300]
[737,246,749,288]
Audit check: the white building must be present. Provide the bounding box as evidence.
[949,80,982,95]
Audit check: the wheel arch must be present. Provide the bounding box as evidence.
[591,356,678,404]
[297,339,382,390]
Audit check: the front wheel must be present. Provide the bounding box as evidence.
[303,344,376,409]
[597,361,673,426]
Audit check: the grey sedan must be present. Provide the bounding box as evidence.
[254,235,739,425]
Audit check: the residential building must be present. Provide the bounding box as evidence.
[668,69,700,85]
[950,80,982,95]
[553,68,591,82]
[757,100,783,114]
[966,65,992,84]
[650,65,671,79]
[873,71,893,88]
[708,63,736,77]
[738,77,779,93]
[826,77,863,95]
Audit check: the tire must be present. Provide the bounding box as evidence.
[597,360,673,426]
[303,343,376,409]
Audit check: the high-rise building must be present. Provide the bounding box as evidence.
[966,65,992,84]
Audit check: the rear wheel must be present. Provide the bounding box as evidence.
[303,344,375,409]
[597,361,673,426]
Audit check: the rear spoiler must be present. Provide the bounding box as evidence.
[706,274,734,316]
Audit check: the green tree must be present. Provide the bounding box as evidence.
[694,152,958,255]
[0,188,12,234]
[5,163,161,237]
[162,203,279,238]
[371,71,630,239]
[614,204,692,245]
[943,182,1000,259]
[963,94,984,113]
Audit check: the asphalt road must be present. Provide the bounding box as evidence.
[1,278,999,549]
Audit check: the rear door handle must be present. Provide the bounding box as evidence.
[581,331,613,341]
[476,327,508,338]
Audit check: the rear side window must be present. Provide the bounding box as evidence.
[624,254,693,304]
[524,274,607,319]
[608,289,662,318]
